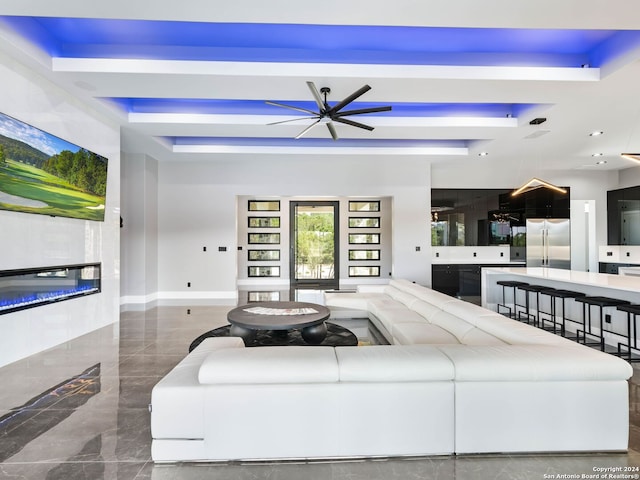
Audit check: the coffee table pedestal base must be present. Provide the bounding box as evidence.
[230,324,257,345]
[301,322,328,345]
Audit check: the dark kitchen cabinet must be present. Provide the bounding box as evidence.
[432,263,525,301]
[432,265,460,297]
[499,187,570,219]
[607,186,640,245]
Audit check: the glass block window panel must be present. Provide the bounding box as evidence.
[349,233,380,244]
[349,217,380,228]
[349,201,380,212]
[248,200,280,211]
[349,266,380,277]
[248,266,281,277]
[349,249,380,261]
[248,249,281,261]
[248,233,280,244]
[248,216,280,228]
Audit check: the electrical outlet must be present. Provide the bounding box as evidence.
[187,309,191,315]
[605,314,611,324]
[187,282,191,288]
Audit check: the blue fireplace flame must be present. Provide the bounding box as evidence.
[0,285,99,312]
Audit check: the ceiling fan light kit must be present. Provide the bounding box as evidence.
[266,81,392,140]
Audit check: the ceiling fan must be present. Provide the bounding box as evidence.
[266,81,392,140]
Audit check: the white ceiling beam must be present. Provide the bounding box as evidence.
[53,58,600,83]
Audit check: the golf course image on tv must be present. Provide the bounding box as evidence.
[0,111,107,221]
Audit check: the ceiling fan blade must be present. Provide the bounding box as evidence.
[327,121,338,141]
[329,85,372,114]
[306,81,326,112]
[295,119,321,139]
[334,105,392,117]
[265,101,318,116]
[333,116,374,131]
[267,116,320,126]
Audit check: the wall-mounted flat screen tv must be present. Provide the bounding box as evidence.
[0,111,108,221]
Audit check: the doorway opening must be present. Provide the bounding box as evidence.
[290,201,339,289]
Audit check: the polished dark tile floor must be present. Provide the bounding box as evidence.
[0,305,639,479]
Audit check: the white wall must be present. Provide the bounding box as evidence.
[149,155,431,304]
[0,51,120,367]
[617,166,640,189]
[121,137,636,308]
[120,153,158,309]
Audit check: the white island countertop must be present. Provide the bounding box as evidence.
[483,267,640,294]
[481,267,640,347]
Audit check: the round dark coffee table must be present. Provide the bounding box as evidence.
[227,301,331,345]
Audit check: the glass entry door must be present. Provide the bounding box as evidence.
[290,201,339,288]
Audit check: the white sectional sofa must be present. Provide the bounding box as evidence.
[150,279,633,462]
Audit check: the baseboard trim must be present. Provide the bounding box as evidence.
[120,291,237,310]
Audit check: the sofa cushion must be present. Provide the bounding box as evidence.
[383,285,419,308]
[179,337,245,367]
[471,313,577,347]
[371,307,427,334]
[439,301,495,326]
[438,344,634,381]
[429,310,475,341]
[402,284,456,306]
[150,337,245,440]
[335,345,454,382]
[367,296,406,315]
[198,346,339,384]
[324,292,377,311]
[411,300,443,322]
[392,322,460,345]
[459,327,507,345]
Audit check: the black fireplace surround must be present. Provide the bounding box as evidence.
[0,263,101,315]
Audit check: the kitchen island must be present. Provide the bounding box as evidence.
[482,267,640,351]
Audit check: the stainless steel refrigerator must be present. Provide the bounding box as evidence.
[526,218,571,269]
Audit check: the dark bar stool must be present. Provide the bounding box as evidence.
[616,304,640,362]
[574,296,630,351]
[496,280,528,318]
[515,284,550,326]
[539,289,586,338]
[537,287,560,334]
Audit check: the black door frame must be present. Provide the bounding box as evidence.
[289,200,340,288]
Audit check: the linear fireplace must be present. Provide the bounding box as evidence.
[0,263,101,315]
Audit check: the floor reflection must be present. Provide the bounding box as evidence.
[0,305,637,480]
[0,363,100,463]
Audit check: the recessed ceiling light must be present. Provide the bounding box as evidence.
[592,153,603,157]
[478,152,488,156]
[589,131,604,136]
[596,160,607,165]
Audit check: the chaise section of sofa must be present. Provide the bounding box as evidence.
[439,343,631,453]
[151,340,456,462]
[323,278,633,455]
